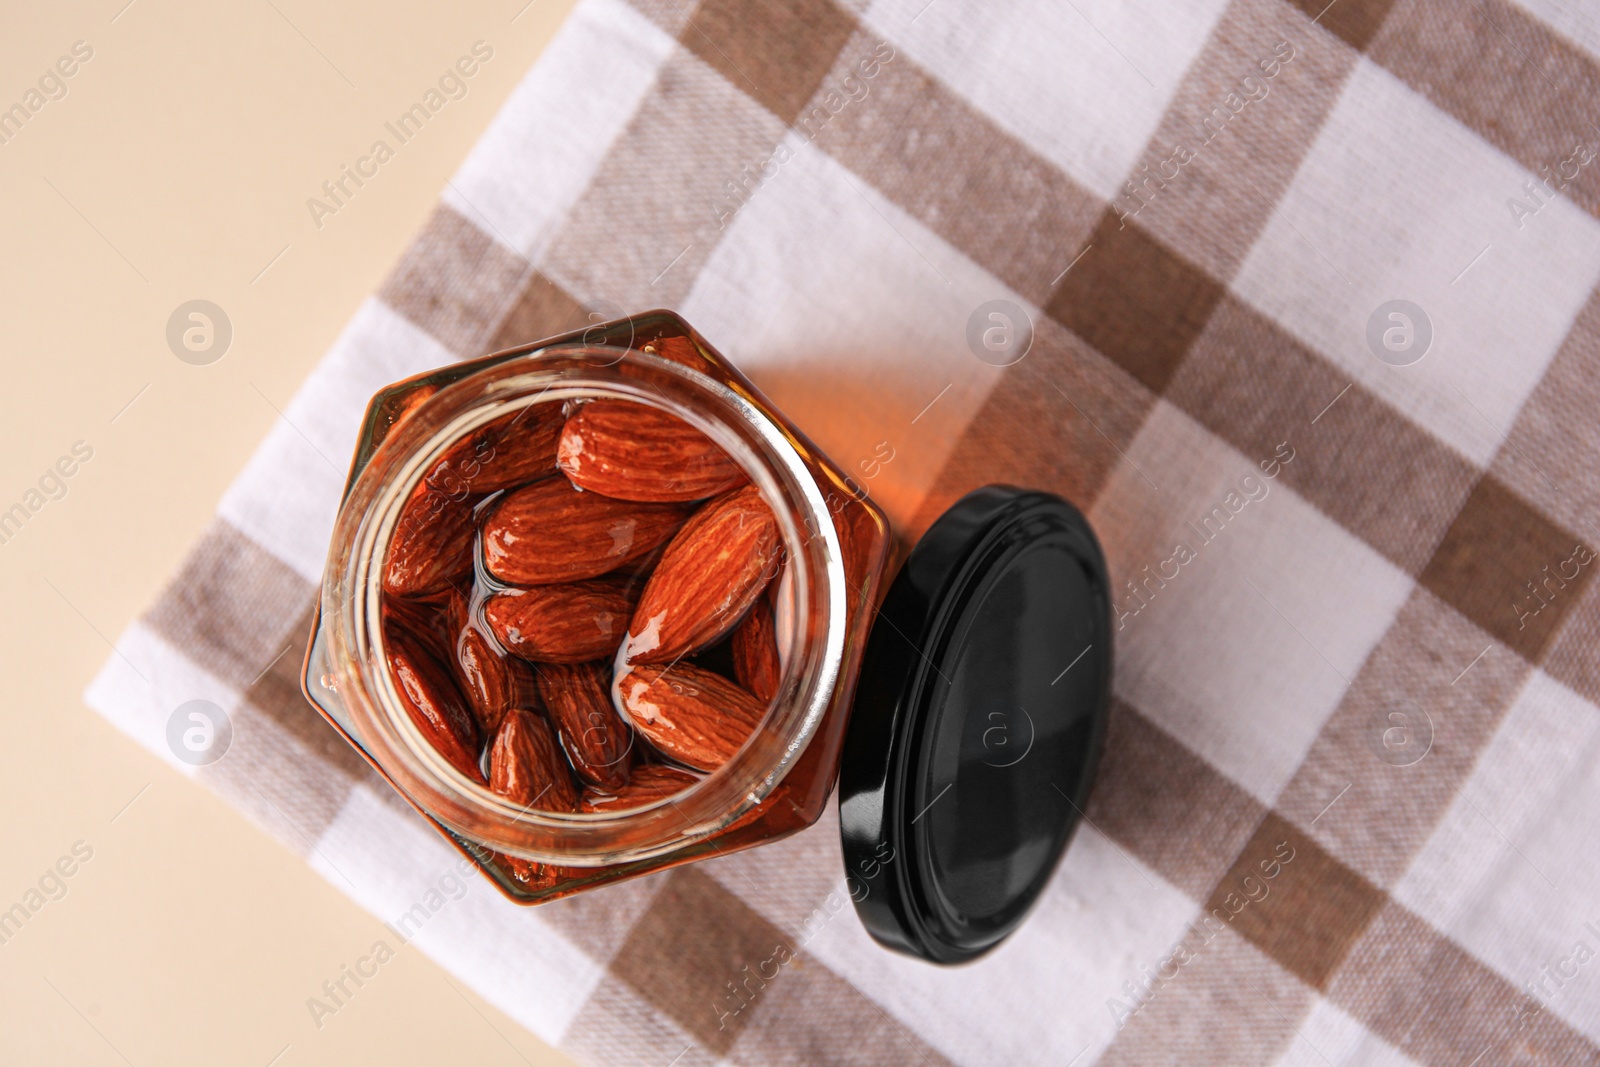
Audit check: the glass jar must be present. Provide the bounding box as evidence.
[304,311,1112,963]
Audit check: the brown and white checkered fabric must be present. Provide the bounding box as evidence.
[87,0,1600,1062]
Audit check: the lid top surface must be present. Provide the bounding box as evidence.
[840,486,1111,964]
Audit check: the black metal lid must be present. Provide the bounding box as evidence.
[838,486,1112,964]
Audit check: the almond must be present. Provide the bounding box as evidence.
[640,335,709,372]
[384,480,477,596]
[483,578,635,663]
[611,539,670,600]
[557,400,744,503]
[580,763,701,813]
[623,485,780,664]
[535,663,635,790]
[504,857,562,890]
[385,622,484,784]
[446,592,536,735]
[730,595,781,705]
[615,663,765,772]
[383,590,456,664]
[431,406,564,495]
[384,383,439,435]
[385,406,565,597]
[482,477,688,585]
[489,708,579,812]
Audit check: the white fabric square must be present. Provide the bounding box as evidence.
[1513,0,1600,62]
[215,415,347,587]
[1394,670,1600,1044]
[682,134,1017,530]
[288,297,462,457]
[862,0,1229,201]
[218,299,454,584]
[82,621,241,777]
[310,783,604,1047]
[1271,997,1421,1067]
[1234,60,1600,468]
[796,825,1199,1067]
[442,0,676,261]
[1092,402,1413,805]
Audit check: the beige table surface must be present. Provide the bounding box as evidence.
[0,2,581,1063]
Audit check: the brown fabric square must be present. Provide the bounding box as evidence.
[1086,701,1269,900]
[1331,901,1600,1066]
[145,519,318,691]
[1169,295,1479,576]
[1418,475,1594,661]
[242,602,382,789]
[607,868,795,1054]
[200,696,372,853]
[378,203,529,357]
[1046,211,1224,395]
[1287,0,1396,52]
[604,867,952,1060]
[1206,812,1383,990]
[910,316,1156,540]
[682,0,858,125]
[807,34,1103,305]
[1372,0,1600,222]
[484,267,589,353]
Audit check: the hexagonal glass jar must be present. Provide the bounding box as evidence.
[302,311,891,902]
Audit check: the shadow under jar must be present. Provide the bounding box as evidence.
[304,311,1113,964]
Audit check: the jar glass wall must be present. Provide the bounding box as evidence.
[304,314,891,902]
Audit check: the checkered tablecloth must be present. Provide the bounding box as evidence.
[87,0,1600,1062]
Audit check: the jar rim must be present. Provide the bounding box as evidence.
[322,344,848,865]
